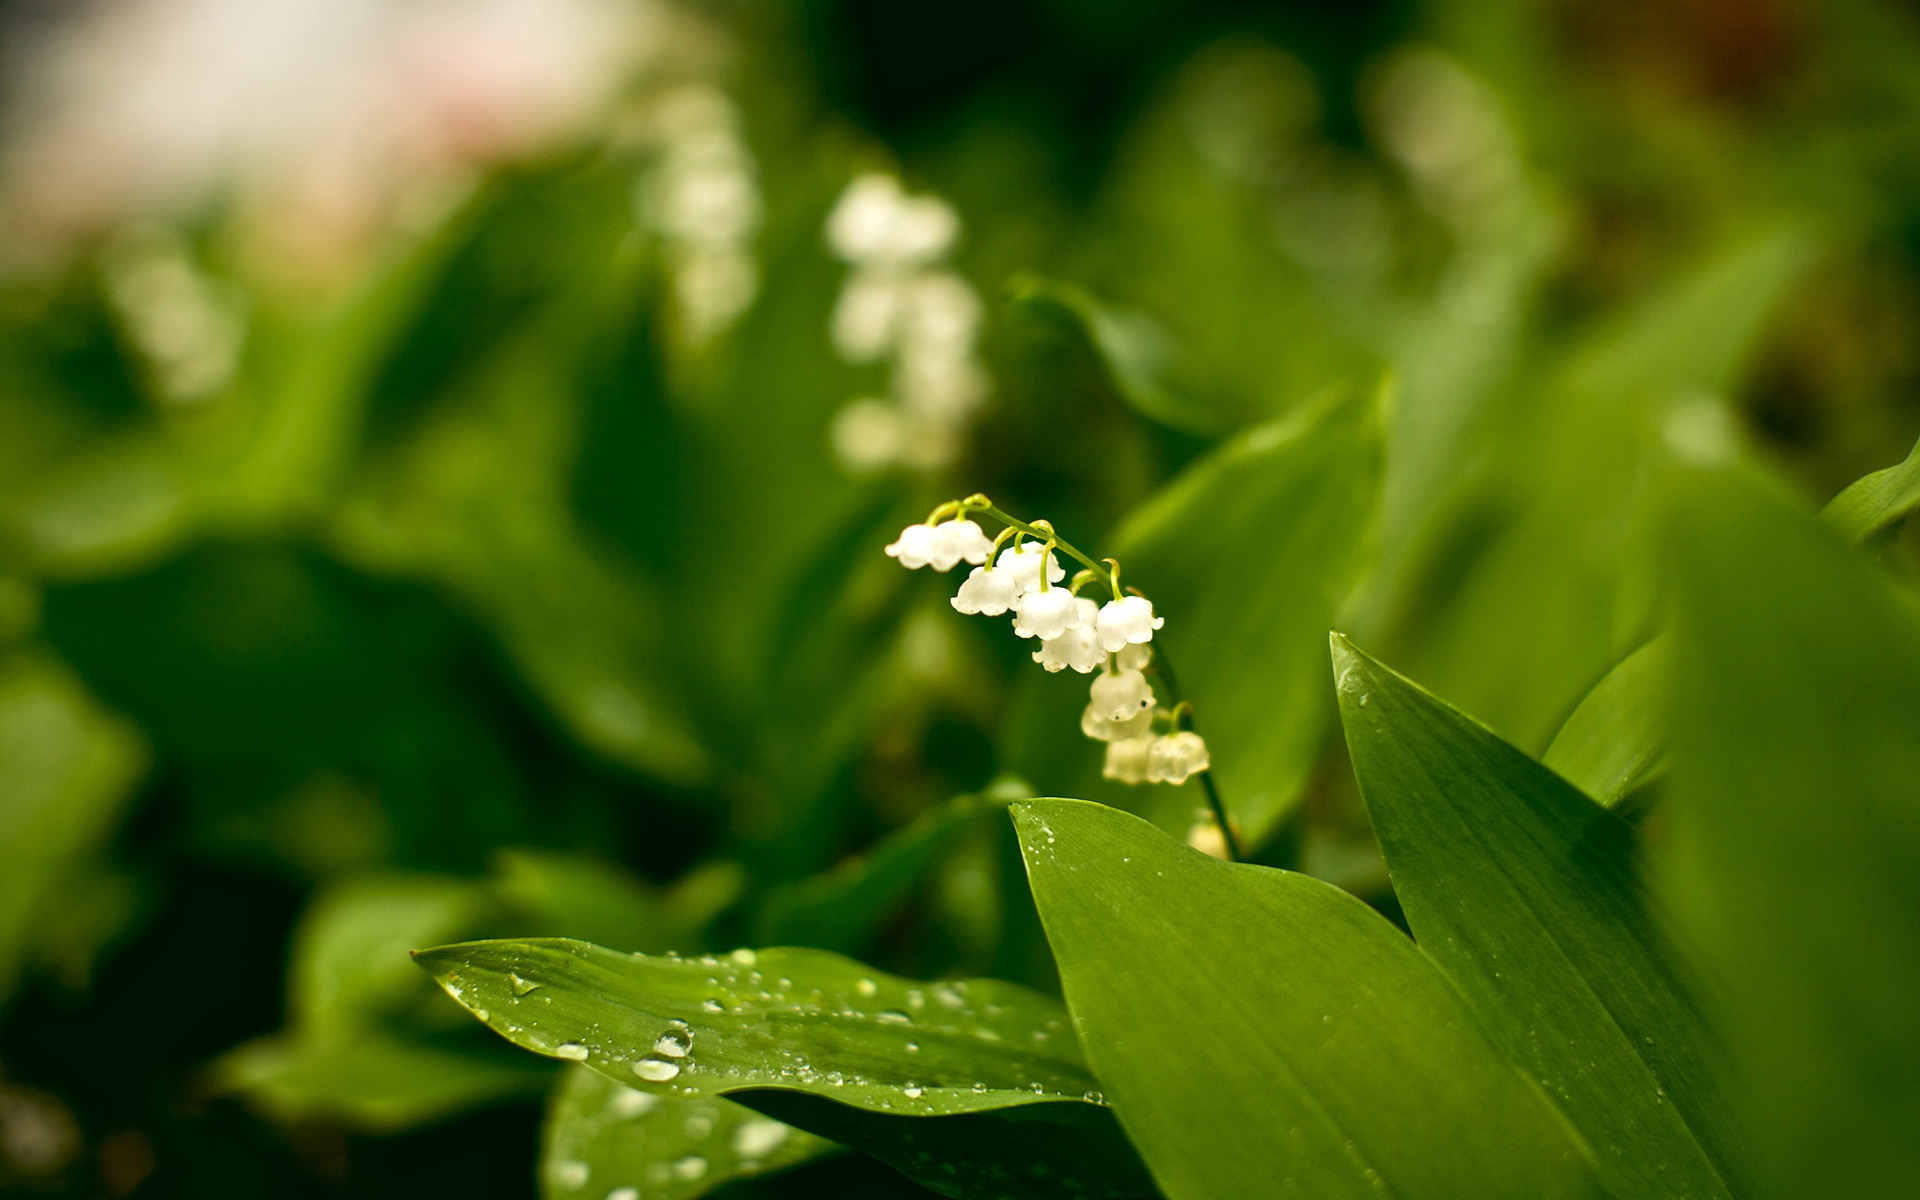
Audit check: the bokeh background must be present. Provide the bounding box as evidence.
[2,0,1918,1196]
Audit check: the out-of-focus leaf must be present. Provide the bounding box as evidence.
[1543,637,1670,807]
[1662,460,1920,1195]
[541,1065,835,1200]
[1109,380,1382,843]
[755,780,1024,952]
[1821,434,1920,543]
[1332,635,1739,1200]
[219,1032,548,1134]
[290,873,487,1034]
[497,850,744,956]
[1012,798,1601,1200]
[1007,276,1223,434]
[1407,230,1807,750]
[415,938,1154,1199]
[0,647,146,1004]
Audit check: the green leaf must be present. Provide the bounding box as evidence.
[414,938,1155,1199]
[1332,635,1740,1200]
[495,850,744,956]
[1821,433,1920,544]
[1012,798,1602,1200]
[0,647,146,1005]
[1661,460,1920,1194]
[219,1032,549,1133]
[755,781,1023,952]
[1542,637,1670,808]
[541,1065,835,1200]
[1007,276,1224,434]
[1109,380,1383,843]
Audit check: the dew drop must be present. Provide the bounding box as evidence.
[509,973,541,997]
[633,1056,681,1082]
[555,1042,590,1061]
[1082,1090,1105,1105]
[903,1083,924,1099]
[856,978,878,998]
[731,948,757,966]
[654,1029,692,1058]
[702,998,725,1013]
[877,1009,913,1025]
[1029,1081,1045,1093]
[905,1042,920,1053]
[971,1081,988,1093]
[473,1009,489,1022]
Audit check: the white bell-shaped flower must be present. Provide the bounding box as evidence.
[1117,642,1152,671]
[935,519,995,567]
[995,543,1063,596]
[1012,587,1080,640]
[1147,731,1210,785]
[1033,599,1103,671]
[1102,735,1155,783]
[885,523,943,569]
[1082,702,1154,743]
[1089,668,1155,723]
[1096,595,1164,652]
[952,566,1018,616]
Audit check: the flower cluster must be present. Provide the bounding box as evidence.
[885,500,1210,786]
[631,82,762,345]
[825,173,989,472]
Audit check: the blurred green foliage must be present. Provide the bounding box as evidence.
[3,0,1920,1195]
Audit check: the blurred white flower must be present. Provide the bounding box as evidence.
[1102,734,1156,783]
[1096,596,1164,652]
[1033,607,1105,674]
[1148,731,1210,785]
[823,171,988,472]
[101,225,245,403]
[952,566,1019,617]
[1089,668,1155,723]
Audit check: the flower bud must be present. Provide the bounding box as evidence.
[1117,642,1152,671]
[935,518,995,567]
[1089,668,1154,723]
[1147,731,1210,784]
[995,543,1063,596]
[1096,595,1164,653]
[885,523,943,569]
[1012,587,1080,640]
[952,566,1018,616]
[1033,600,1103,671]
[1102,735,1156,783]
[1084,703,1154,743]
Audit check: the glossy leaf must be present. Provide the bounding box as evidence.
[1333,635,1739,1200]
[1013,798,1602,1200]
[541,1065,835,1200]
[1662,460,1920,1194]
[415,938,1155,1199]
[1109,380,1383,843]
[1542,638,1669,808]
[1820,433,1920,543]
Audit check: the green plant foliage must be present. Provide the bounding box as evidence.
[1661,459,1920,1195]
[1105,382,1383,843]
[755,780,1023,951]
[0,647,146,1004]
[540,1065,835,1200]
[414,938,1155,1198]
[1332,635,1739,1200]
[1821,433,1920,543]
[1542,637,1670,808]
[1012,798,1602,1200]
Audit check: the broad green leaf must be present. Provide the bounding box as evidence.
[293,873,488,1034]
[1013,798,1601,1200]
[1542,637,1670,808]
[0,647,146,1005]
[495,850,744,956]
[755,781,1023,952]
[1820,433,1920,543]
[541,1065,834,1200]
[1332,635,1739,1200]
[415,938,1155,1199]
[219,1032,548,1133]
[1109,381,1382,843]
[1661,460,1920,1195]
[1006,276,1224,434]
